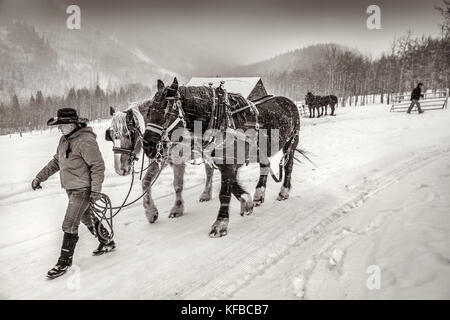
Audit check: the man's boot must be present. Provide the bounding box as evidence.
[47,232,79,279]
[88,220,116,256]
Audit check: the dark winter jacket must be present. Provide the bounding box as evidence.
[36,126,105,193]
[410,86,423,101]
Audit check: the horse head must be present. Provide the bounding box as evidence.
[106,105,145,176]
[143,78,186,161]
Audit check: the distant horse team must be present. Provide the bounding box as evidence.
[305,92,338,118]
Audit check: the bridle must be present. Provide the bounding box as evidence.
[162,90,186,137]
[105,110,143,164]
[145,89,186,161]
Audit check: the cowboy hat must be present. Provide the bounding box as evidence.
[47,108,89,126]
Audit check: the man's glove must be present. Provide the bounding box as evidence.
[90,191,102,202]
[31,178,42,190]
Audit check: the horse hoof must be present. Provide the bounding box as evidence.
[240,193,254,216]
[199,192,212,202]
[168,211,183,218]
[209,218,229,238]
[253,199,264,207]
[253,187,265,207]
[147,212,159,224]
[209,229,228,238]
[169,204,184,218]
[276,186,290,201]
[276,194,289,201]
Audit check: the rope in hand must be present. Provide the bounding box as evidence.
[89,158,166,242]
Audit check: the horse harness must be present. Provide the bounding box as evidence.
[146,87,263,164]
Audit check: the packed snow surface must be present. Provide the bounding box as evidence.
[0,104,449,299]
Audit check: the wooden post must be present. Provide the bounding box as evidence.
[443,88,449,109]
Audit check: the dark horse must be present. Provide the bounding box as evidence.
[143,78,301,237]
[321,95,338,116]
[305,92,322,118]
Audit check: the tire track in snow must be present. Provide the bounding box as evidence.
[220,145,450,299]
[137,144,449,299]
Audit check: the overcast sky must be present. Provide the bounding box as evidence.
[1,0,445,64]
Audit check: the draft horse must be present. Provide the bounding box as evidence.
[321,95,338,116]
[143,78,301,237]
[305,92,323,118]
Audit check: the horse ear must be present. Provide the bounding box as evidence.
[110,106,116,116]
[157,80,165,92]
[171,77,178,90]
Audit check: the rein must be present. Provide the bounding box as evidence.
[90,158,166,242]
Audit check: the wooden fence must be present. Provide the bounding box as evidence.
[390,88,449,112]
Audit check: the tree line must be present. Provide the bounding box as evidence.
[0,83,152,134]
[252,32,449,106]
[238,2,450,106]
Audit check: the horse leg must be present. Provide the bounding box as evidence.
[316,107,321,118]
[199,162,214,202]
[331,103,336,116]
[308,106,312,118]
[324,104,328,115]
[231,167,253,216]
[142,161,164,223]
[253,163,269,206]
[277,135,299,201]
[169,162,185,218]
[209,164,235,238]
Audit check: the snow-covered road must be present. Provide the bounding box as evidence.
[1,104,449,299]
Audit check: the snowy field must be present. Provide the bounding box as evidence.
[0,104,449,299]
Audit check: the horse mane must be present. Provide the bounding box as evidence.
[129,105,146,133]
[111,100,148,138]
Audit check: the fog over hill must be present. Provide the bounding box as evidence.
[0,0,239,101]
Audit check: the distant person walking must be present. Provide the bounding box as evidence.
[407,83,424,114]
[31,108,115,279]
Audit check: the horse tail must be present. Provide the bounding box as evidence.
[269,162,284,183]
[294,148,316,166]
[268,130,300,183]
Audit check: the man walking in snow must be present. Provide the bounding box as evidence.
[31,108,115,279]
[407,82,425,114]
